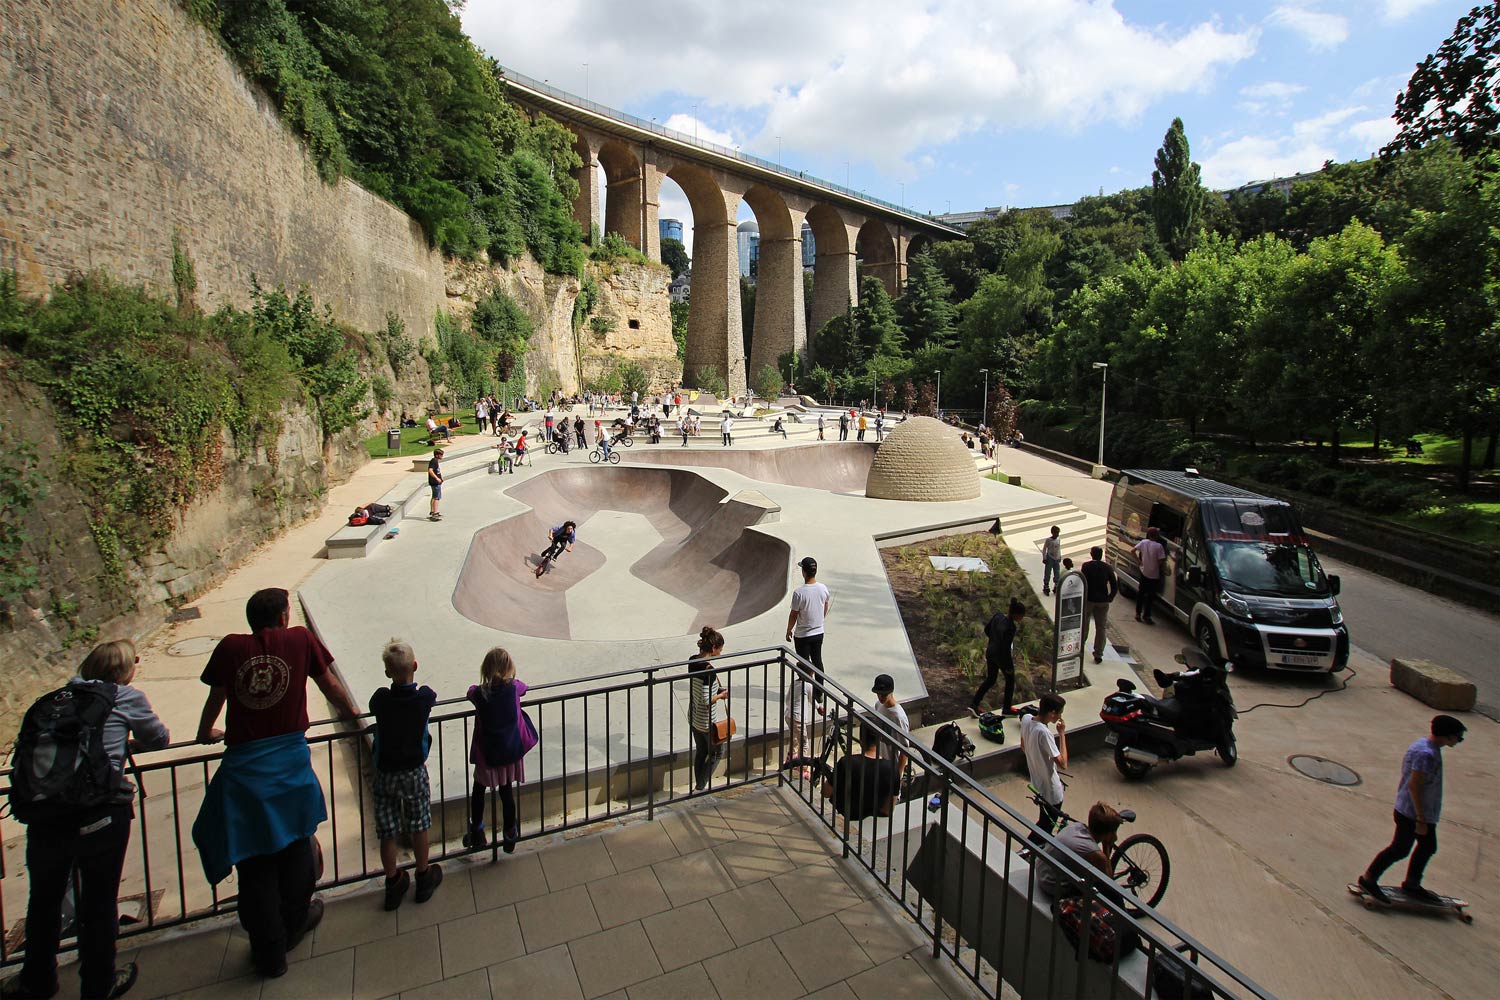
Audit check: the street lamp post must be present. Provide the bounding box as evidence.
[1092,362,1108,473]
[980,368,989,427]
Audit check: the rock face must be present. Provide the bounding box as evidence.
[1390,658,1477,712]
[582,263,680,390]
[865,417,982,502]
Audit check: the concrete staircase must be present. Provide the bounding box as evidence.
[998,499,1107,563]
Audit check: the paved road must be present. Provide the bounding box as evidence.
[998,446,1500,719]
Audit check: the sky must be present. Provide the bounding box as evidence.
[461,1,1470,250]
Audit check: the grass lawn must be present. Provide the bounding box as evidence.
[362,415,484,458]
[880,532,1051,725]
[1328,430,1467,467]
[1390,502,1500,548]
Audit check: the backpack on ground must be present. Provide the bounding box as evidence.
[932,722,975,765]
[1054,895,1140,964]
[9,682,121,824]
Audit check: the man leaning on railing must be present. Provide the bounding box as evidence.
[190,587,361,980]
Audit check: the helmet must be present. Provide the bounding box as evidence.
[977,712,1007,744]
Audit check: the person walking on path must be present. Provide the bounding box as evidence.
[1021,694,1068,845]
[1041,525,1063,596]
[427,449,444,521]
[857,412,868,441]
[3,640,170,1000]
[720,413,734,447]
[193,588,361,979]
[1132,526,1166,624]
[972,598,1026,717]
[1357,715,1467,904]
[1079,547,1118,664]
[369,640,442,910]
[818,413,826,441]
[574,414,587,450]
[786,557,831,691]
[875,412,885,441]
[688,628,730,791]
[464,648,535,853]
[839,411,849,441]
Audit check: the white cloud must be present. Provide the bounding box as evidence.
[1202,103,1380,187]
[1237,79,1308,116]
[660,114,737,150]
[464,1,1256,172]
[1267,4,1349,51]
[1380,0,1443,20]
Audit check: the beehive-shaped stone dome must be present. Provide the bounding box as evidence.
[865,416,982,501]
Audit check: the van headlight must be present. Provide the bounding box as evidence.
[1330,604,1343,626]
[1220,591,1253,620]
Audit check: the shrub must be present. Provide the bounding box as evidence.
[589,315,615,335]
[618,361,649,399]
[693,365,728,397]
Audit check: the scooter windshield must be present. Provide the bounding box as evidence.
[1210,540,1331,597]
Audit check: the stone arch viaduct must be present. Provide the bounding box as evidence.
[500,68,963,396]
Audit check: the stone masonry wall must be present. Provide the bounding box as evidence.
[581,263,680,390]
[0,0,451,339]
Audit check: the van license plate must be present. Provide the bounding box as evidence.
[1104,732,1118,745]
[1280,654,1320,666]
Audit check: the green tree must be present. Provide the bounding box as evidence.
[618,361,650,400]
[661,237,691,279]
[754,364,782,402]
[1386,2,1500,161]
[670,299,689,361]
[470,288,533,385]
[1151,118,1205,260]
[899,250,958,350]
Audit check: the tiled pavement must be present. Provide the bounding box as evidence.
[63,787,983,1000]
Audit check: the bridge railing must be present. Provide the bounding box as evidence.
[495,65,959,233]
[0,648,1272,998]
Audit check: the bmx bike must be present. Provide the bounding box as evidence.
[589,446,621,465]
[1024,785,1170,907]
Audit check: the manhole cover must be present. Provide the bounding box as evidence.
[1288,754,1361,786]
[166,636,221,658]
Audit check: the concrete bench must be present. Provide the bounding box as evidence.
[326,483,413,559]
[1390,658,1477,711]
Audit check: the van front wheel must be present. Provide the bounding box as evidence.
[1195,620,1224,667]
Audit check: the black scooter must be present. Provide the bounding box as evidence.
[1100,647,1238,779]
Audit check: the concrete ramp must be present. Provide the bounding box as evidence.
[624,442,877,493]
[452,468,790,640]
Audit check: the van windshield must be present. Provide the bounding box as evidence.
[1210,541,1330,598]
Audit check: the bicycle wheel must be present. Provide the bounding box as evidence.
[622,435,634,447]
[1113,833,1170,908]
[589,449,601,464]
[608,450,621,464]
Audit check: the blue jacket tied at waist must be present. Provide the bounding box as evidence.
[192,732,327,885]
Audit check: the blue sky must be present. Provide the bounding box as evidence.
[462,1,1469,241]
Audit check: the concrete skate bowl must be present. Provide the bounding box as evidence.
[624,442,877,493]
[452,467,791,641]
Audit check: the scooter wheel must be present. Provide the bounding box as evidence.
[1114,745,1151,780]
[1217,738,1238,767]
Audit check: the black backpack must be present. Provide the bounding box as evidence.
[8,682,121,824]
[932,722,975,765]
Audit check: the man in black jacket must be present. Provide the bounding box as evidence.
[971,598,1026,717]
[1079,547,1118,665]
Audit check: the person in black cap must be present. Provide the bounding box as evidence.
[1357,714,1467,904]
[871,673,910,779]
[786,557,830,688]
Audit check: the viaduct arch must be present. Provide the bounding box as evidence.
[508,70,961,395]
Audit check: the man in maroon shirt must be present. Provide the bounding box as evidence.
[196,588,360,978]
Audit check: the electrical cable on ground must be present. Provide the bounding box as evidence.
[1236,666,1356,714]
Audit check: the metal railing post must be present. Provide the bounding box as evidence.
[931,768,951,960]
[646,668,656,820]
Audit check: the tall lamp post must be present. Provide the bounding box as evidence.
[1091,362,1108,473]
[980,368,990,427]
[935,370,942,418]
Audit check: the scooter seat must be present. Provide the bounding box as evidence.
[1139,693,1182,725]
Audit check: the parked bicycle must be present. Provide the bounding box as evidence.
[1024,785,1170,907]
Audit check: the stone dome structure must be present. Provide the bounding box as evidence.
[870,419,984,503]
[865,416,982,501]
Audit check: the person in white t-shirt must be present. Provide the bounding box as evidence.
[720,414,734,447]
[786,557,831,689]
[1021,693,1069,846]
[871,673,910,779]
[784,668,823,780]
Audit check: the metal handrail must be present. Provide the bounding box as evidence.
[0,648,1274,998]
[494,65,964,236]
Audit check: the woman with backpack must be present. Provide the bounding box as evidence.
[4,640,170,1000]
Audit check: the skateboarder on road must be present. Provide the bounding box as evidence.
[1357,714,1467,905]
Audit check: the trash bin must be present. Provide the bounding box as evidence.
[386,429,402,453]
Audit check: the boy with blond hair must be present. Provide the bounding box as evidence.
[369,639,442,910]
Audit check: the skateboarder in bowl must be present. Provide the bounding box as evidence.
[1356,714,1466,905]
[535,522,577,578]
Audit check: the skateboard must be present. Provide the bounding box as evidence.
[1347,883,1472,923]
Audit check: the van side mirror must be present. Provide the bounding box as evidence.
[1328,574,1341,595]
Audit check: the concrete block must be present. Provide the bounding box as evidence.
[1390,658,1477,712]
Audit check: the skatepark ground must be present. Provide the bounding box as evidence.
[85,408,1495,1000]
